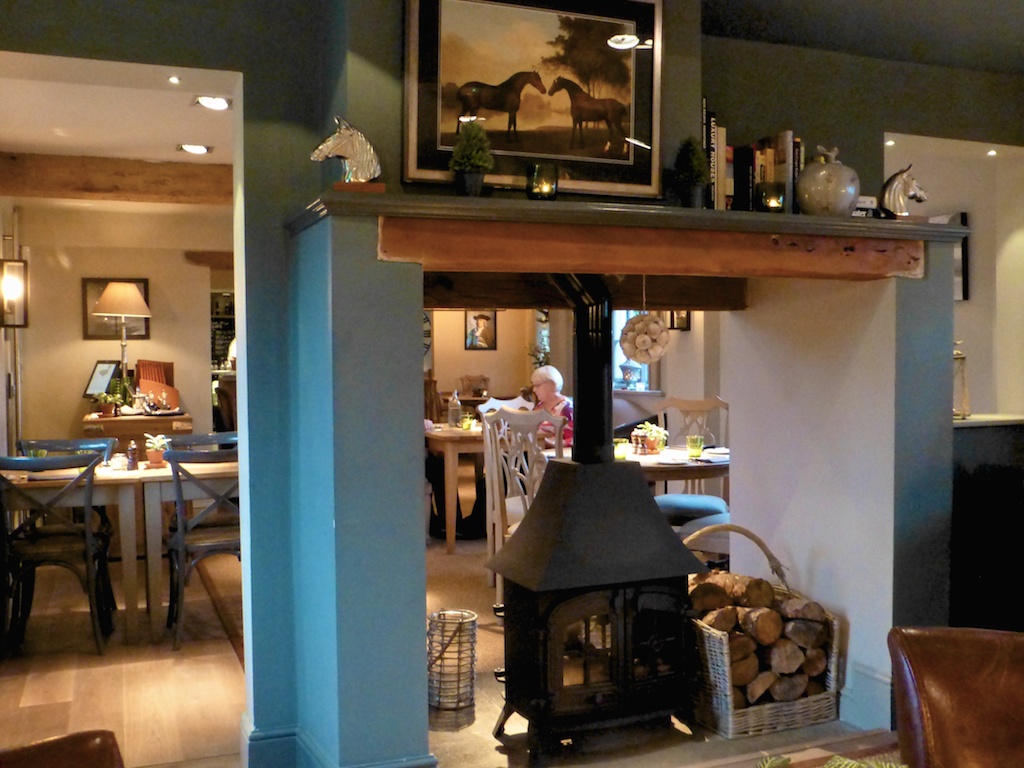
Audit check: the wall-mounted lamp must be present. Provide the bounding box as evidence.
[92,281,152,389]
[1,259,28,327]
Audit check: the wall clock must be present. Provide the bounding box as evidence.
[423,311,432,355]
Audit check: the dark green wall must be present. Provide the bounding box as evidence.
[702,36,1024,196]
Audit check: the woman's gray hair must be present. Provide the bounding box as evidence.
[531,365,563,392]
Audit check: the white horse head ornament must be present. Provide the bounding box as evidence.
[310,116,382,183]
[881,165,928,216]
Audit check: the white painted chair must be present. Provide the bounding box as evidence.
[482,406,566,602]
[476,394,532,415]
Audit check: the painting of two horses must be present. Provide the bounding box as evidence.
[407,0,661,196]
[437,0,639,159]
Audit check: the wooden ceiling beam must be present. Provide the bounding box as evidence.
[382,217,924,280]
[424,272,747,310]
[0,153,232,205]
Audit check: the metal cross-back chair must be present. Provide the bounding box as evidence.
[0,452,114,655]
[17,437,118,463]
[163,440,240,649]
[482,406,566,602]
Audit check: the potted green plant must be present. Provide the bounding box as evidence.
[93,390,123,416]
[449,122,494,197]
[671,136,710,208]
[144,432,170,467]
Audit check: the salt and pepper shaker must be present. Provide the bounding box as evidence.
[126,440,139,471]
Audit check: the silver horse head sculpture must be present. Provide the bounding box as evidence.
[310,116,382,183]
[881,165,928,216]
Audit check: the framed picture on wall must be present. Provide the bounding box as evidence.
[465,310,497,350]
[82,278,151,340]
[404,0,663,197]
[668,310,690,331]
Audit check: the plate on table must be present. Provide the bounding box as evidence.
[656,456,691,465]
[705,447,730,456]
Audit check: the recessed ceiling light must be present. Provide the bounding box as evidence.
[607,33,640,50]
[194,95,232,111]
[177,144,212,155]
[987,149,998,156]
[168,76,180,85]
[885,139,896,146]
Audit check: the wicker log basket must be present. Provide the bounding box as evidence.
[683,524,841,739]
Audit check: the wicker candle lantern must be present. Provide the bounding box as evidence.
[953,341,970,419]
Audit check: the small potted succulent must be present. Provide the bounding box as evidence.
[449,121,494,197]
[671,136,711,208]
[144,432,170,467]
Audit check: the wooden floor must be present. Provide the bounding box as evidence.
[0,558,244,768]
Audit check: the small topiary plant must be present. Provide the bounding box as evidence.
[449,122,495,173]
[673,136,710,186]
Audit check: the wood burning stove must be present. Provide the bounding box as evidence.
[487,275,707,763]
[489,460,705,762]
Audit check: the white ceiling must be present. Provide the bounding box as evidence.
[0,51,238,163]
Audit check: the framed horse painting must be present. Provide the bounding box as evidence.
[404,0,663,198]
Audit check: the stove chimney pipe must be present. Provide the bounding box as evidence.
[550,274,613,465]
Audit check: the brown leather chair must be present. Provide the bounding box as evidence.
[888,626,1024,767]
[0,730,124,767]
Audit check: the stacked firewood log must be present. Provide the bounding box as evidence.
[689,572,832,708]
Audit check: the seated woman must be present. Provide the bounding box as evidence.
[531,365,574,448]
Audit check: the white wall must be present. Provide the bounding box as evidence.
[724,277,897,728]
[885,135,1024,414]
[15,204,232,444]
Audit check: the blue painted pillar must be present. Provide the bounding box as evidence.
[280,213,434,768]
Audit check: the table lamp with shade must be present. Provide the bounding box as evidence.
[91,281,152,395]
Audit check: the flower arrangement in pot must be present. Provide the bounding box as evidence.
[449,121,494,197]
[631,421,669,454]
[144,433,170,467]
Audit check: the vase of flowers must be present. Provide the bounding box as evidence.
[632,421,668,454]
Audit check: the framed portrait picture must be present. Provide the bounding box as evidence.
[405,0,663,197]
[668,310,691,331]
[82,278,151,340]
[465,310,498,350]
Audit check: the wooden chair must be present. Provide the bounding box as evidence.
[650,396,730,553]
[459,374,490,397]
[215,385,236,431]
[163,438,240,649]
[424,369,444,424]
[0,452,114,655]
[482,406,566,602]
[888,626,1024,766]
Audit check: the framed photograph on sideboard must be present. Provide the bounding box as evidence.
[404,0,663,197]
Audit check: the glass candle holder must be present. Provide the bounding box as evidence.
[755,181,787,212]
[526,163,558,200]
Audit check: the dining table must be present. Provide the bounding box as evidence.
[623,446,730,501]
[3,458,239,643]
[425,424,484,554]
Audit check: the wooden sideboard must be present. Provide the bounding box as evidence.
[82,413,193,453]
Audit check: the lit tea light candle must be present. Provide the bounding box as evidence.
[526,163,559,200]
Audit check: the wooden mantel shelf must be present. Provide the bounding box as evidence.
[289,192,968,309]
